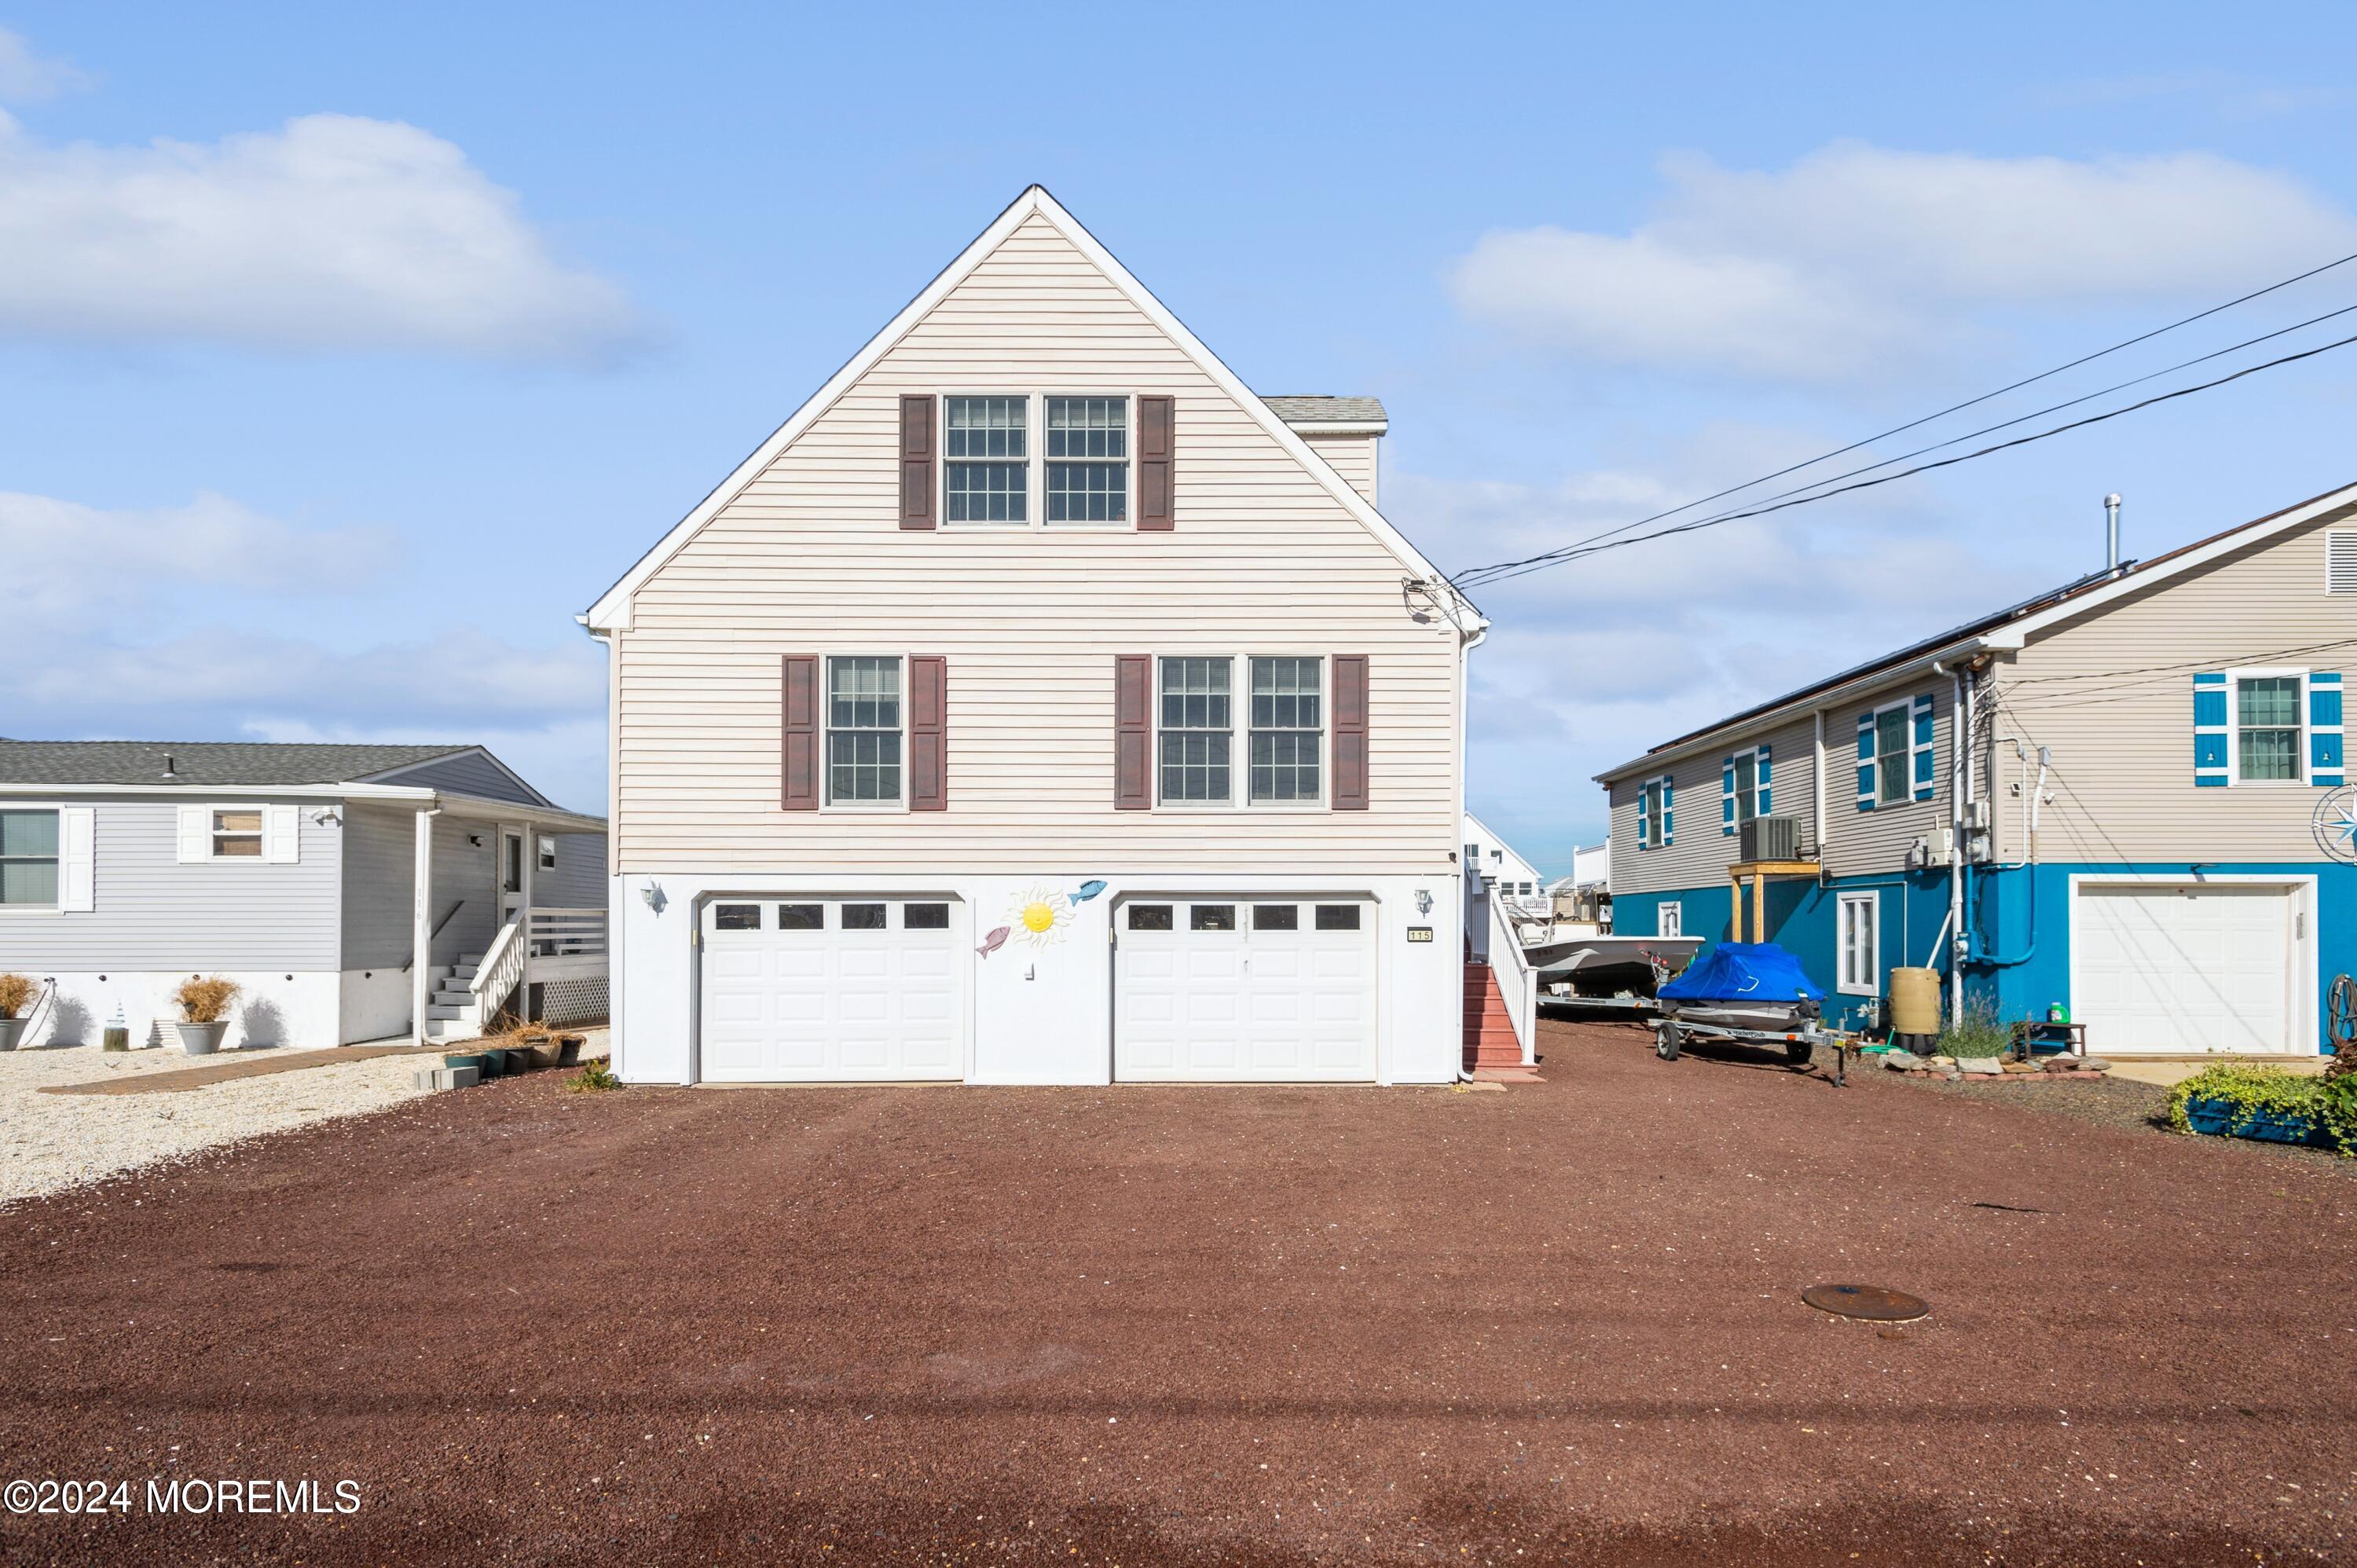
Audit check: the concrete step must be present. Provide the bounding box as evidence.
[425,1004,467,1021]
[449,964,479,981]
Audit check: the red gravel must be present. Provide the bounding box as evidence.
[2,1018,2350,1566]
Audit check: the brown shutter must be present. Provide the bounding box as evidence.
[899,394,936,529]
[1136,394,1173,530]
[781,655,820,811]
[1331,654,1369,811]
[1115,654,1153,808]
[910,656,948,811]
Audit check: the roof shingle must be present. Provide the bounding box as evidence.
[1261,395,1387,427]
[0,741,473,788]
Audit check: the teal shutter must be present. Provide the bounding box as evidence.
[2193,672,2228,786]
[1721,757,1736,835]
[1911,693,1936,800]
[1756,745,1772,817]
[1855,713,1876,811]
[1662,777,1673,844]
[1637,782,1650,848]
[2312,672,2344,786]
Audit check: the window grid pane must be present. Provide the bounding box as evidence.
[2237,676,2301,781]
[1159,657,1231,802]
[1248,656,1322,802]
[827,657,903,803]
[945,397,1028,522]
[1875,709,1909,804]
[1732,753,1757,821]
[1045,397,1127,522]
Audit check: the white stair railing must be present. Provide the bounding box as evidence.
[526,907,607,959]
[1487,894,1538,1066]
[469,917,526,1028]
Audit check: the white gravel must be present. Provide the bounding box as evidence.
[0,1042,437,1207]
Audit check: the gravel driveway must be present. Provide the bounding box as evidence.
[0,1017,2348,1566]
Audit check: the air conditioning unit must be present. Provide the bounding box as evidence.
[1738,815,1800,863]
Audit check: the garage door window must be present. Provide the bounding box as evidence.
[713,903,761,930]
[1314,904,1360,931]
[1252,903,1299,930]
[904,903,950,929]
[841,903,887,930]
[777,903,823,930]
[1190,903,1236,931]
[1127,903,1173,931]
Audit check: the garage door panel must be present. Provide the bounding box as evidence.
[1116,897,1376,1082]
[701,899,966,1081]
[2077,884,2293,1055]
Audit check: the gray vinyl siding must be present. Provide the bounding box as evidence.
[530,832,607,909]
[1606,713,1820,896]
[1992,501,2357,863]
[0,797,340,971]
[365,749,549,808]
[339,802,417,969]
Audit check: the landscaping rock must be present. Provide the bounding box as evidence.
[411,1064,482,1092]
[1958,1055,2002,1075]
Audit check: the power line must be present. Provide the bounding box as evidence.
[1446,247,2357,588]
[1457,328,2357,590]
[1453,299,2357,591]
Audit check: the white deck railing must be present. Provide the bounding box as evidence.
[1487,894,1538,1066]
[527,907,607,978]
[470,916,526,1022]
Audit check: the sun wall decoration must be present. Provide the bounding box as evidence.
[977,879,1107,958]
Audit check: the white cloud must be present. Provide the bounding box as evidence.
[1,489,398,614]
[0,112,646,362]
[0,28,90,104]
[1448,142,2357,380]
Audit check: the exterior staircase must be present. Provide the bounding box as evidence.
[423,952,491,1044]
[1463,961,1539,1081]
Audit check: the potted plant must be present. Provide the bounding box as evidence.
[173,976,241,1056]
[0,973,35,1051]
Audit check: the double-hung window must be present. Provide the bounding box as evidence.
[211,808,263,858]
[942,394,1132,527]
[1046,397,1127,522]
[826,655,904,806]
[1156,655,1327,807]
[1873,703,1910,806]
[0,808,59,907]
[1731,752,1758,822]
[2236,674,2303,782]
[1640,779,1667,847]
[944,397,1028,523]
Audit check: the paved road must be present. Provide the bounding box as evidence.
[0,1019,2347,1565]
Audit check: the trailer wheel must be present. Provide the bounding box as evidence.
[1655,1024,1681,1061]
[1785,1040,1814,1068]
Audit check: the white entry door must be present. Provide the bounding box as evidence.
[2073,881,2298,1054]
[699,897,965,1081]
[1114,897,1376,1081]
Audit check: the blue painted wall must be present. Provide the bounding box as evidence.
[1630,859,2355,1051]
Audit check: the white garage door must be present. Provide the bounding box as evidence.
[699,897,964,1081]
[1115,898,1376,1081]
[2074,882,2297,1054]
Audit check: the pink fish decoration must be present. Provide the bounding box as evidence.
[976,925,1009,958]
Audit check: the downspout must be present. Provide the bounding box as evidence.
[1933,660,1967,1024]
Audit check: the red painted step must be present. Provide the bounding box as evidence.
[1461,962,1530,1076]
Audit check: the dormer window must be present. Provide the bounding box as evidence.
[939,394,1133,528]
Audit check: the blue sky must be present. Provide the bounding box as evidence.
[4,4,2355,870]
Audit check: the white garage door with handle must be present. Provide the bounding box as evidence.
[2073,881,2300,1054]
[700,897,965,1081]
[1115,897,1376,1081]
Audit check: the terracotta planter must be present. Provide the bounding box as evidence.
[0,1017,25,1052]
[176,1020,230,1056]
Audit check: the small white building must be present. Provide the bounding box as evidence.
[1462,812,1549,921]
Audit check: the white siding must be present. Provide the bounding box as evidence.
[615,213,1458,876]
[1300,430,1378,505]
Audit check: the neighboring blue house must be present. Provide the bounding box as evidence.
[1596,481,2357,1057]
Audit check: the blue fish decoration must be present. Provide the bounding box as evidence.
[976,925,1010,959]
[1069,880,1107,906]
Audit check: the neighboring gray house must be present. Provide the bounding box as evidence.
[0,742,607,1050]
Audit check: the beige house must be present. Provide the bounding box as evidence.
[1596,482,2357,1057]
[582,186,1485,1085]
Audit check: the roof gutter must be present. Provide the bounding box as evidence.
[1593,635,1996,782]
[0,782,607,834]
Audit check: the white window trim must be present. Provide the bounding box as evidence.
[1837,890,1879,996]
[1657,899,1681,937]
[1639,773,1672,848]
[538,835,557,871]
[1867,698,1912,807]
[0,802,66,914]
[819,651,913,814]
[207,802,268,860]
[2226,666,2308,786]
[938,393,1136,532]
[1151,653,1332,812]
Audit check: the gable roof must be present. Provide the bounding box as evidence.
[0,740,475,788]
[1264,395,1388,431]
[1596,477,2357,780]
[582,187,1469,632]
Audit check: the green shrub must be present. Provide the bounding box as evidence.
[566,1060,620,1094]
[1936,1002,2011,1059]
[2168,1063,2357,1157]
